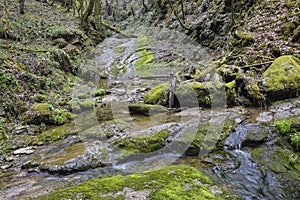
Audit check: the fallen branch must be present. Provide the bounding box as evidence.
[240,61,273,68]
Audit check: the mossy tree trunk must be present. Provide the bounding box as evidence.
[81,0,95,29]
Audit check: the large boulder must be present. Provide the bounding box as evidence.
[262,55,300,101]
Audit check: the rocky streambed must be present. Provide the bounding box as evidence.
[1,28,300,199]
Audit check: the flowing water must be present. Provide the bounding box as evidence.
[1,28,300,199]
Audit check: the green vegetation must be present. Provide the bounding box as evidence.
[42,165,218,200]
[144,83,169,105]
[93,89,106,97]
[114,129,170,153]
[262,55,300,100]
[290,132,300,150]
[275,119,292,135]
[128,103,167,116]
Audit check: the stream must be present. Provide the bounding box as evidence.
[1,27,300,199]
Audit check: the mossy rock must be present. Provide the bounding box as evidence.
[278,22,296,37]
[233,31,255,47]
[251,147,300,176]
[175,82,210,108]
[186,120,237,156]
[129,103,167,116]
[41,165,219,200]
[224,80,237,105]
[95,106,114,123]
[28,103,51,124]
[262,55,300,101]
[114,129,170,153]
[144,83,169,106]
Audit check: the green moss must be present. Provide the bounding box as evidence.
[114,129,170,153]
[113,46,126,54]
[275,119,291,135]
[234,31,255,46]
[129,103,167,116]
[27,123,78,145]
[262,55,300,98]
[51,109,73,125]
[43,142,85,166]
[251,147,263,158]
[80,99,96,110]
[134,36,154,68]
[93,88,106,97]
[175,82,210,107]
[225,80,236,105]
[279,22,296,37]
[186,120,237,156]
[95,106,114,122]
[144,83,169,105]
[290,132,300,150]
[135,49,154,68]
[31,103,51,116]
[42,165,217,200]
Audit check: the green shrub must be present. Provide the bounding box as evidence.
[275,119,291,135]
[51,109,73,124]
[290,132,300,150]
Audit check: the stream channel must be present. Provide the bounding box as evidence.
[1,27,300,199]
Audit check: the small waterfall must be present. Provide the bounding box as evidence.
[224,124,247,150]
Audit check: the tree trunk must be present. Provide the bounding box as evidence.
[19,0,25,14]
[82,0,95,28]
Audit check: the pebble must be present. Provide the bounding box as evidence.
[13,147,34,155]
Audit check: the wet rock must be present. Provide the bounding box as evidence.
[256,111,273,123]
[143,83,169,106]
[21,160,40,170]
[13,147,34,155]
[14,125,30,135]
[224,123,270,149]
[27,103,51,124]
[128,103,167,116]
[242,124,270,147]
[1,164,13,170]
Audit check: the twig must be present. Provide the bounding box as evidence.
[167,0,194,31]
[240,61,273,68]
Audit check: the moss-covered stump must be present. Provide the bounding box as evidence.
[42,165,221,200]
[262,55,300,101]
[129,103,167,116]
[114,129,170,154]
[144,83,169,106]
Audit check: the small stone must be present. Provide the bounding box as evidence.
[256,112,273,123]
[13,147,34,155]
[1,164,13,169]
[4,156,15,162]
[209,185,223,196]
[14,125,29,135]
